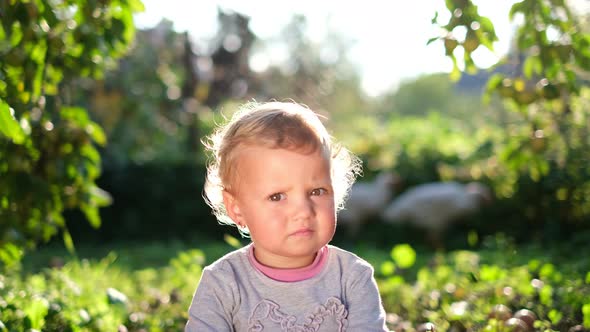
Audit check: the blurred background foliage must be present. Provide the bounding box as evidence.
[0,0,144,266]
[2,0,590,331]
[1,0,590,266]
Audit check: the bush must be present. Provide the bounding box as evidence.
[63,162,233,244]
[378,238,590,331]
[0,249,205,331]
[3,238,590,331]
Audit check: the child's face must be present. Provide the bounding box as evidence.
[223,145,336,269]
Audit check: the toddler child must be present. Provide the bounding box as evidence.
[185,101,389,331]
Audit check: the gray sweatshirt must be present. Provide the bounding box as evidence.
[185,244,389,331]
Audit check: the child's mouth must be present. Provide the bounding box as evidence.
[291,228,313,237]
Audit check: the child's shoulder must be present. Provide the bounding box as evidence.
[204,244,251,272]
[327,244,374,271]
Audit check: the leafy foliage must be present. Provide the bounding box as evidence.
[64,163,223,243]
[426,0,590,234]
[0,0,144,267]
[377,73,490,121]
[0,249,201,331]
[77,16,253,167]
[340,111,482,186]
[77,21,193,167]
[379,237,590,331]
[2,239,589,331]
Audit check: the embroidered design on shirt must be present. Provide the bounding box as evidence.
[248,297,348,331]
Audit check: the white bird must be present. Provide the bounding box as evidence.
[338,171,400,237]
[380,181,492,248]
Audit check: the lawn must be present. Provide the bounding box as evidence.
[2,232,590,331]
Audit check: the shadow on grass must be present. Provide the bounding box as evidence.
[21,233,241,273]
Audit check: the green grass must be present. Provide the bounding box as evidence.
[21,233,406,274]
[3,232,590,331]
[21,236,237,273]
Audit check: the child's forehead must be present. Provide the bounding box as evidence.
[229,144,331,172]
[229,145,332,187]
[235,143,327,159]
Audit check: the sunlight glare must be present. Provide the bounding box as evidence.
[134,0,520,96]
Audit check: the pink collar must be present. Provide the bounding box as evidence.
[248,245,329,282]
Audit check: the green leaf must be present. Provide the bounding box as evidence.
[0,242,24,268]
[485,73,505,93]
[467,230,478,247]
[380,261,396,276]
[86,122,107,146]
[427,36,439,46]
[528,259,541,272]
[61,106,90,125]
[391,243,416,269]
[387,275,405,285]
[81,144,101,164]
[480,264,505,281]
[548,309,562,324]
[23,297,49,330]
[126,0,146,12]
[0,99,26,144]
[540,284,553,305]
[523,56,541,78]
[62,228,76,255]
[539,1,552,18]
[224,234,242,249]
[445,0,455,11]
[583,303,590,328]
[431,11,439,24]
[509,1,527,20]
[450,58,462,82]
[81,203,102,229]
[9,26,23,48]
[478,16,497,40]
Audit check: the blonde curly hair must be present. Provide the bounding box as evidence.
[202,101,361,235]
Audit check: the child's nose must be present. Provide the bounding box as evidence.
[292,196,315,220]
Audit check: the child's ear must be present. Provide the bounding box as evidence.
[222,190,244,225]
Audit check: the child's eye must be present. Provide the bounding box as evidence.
[268,193,285,202]
[310,188,328,196]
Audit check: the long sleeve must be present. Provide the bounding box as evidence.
[185,266,238,331]
[345,263,389,331]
